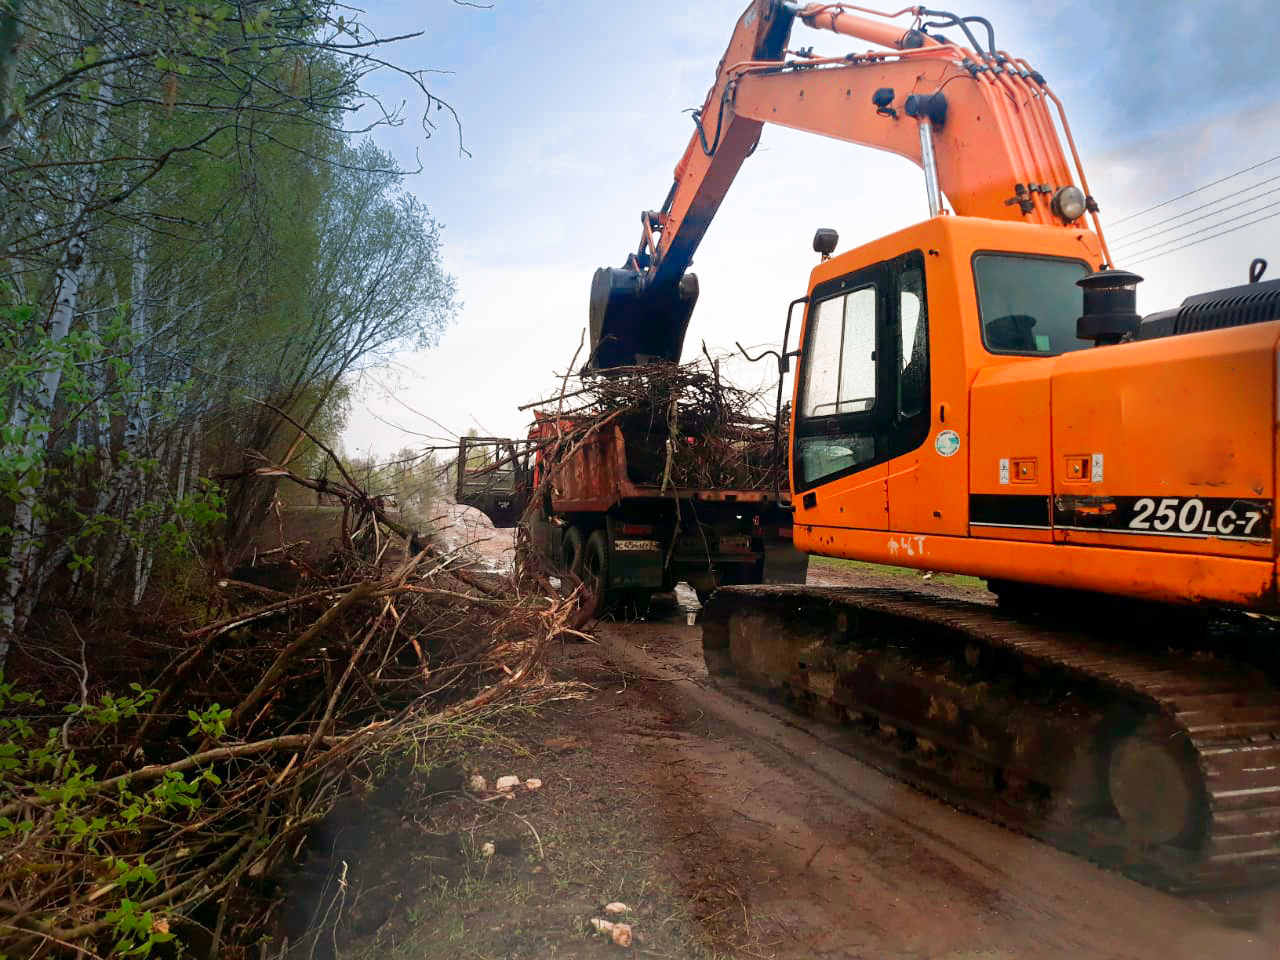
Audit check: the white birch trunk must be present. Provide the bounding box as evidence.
[175,426,194,503]
[131,544,152,607]
[0,69,117,665]
[1,243,87,656]
[125,231,150,448]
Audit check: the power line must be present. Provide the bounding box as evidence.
[1109,152,1280,227]
[1112,184,1280,252]
[1120,198,1280,261]
[1110,174,1280,245]
[1124,208,1280,267]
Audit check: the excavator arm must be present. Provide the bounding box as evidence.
[587,0,795,370]
[589,0,1110,369]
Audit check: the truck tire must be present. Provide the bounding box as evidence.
[582,530,616,620]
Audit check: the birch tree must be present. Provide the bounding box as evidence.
[0,0,462,665]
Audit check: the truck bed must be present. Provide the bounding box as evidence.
[548,417,787,512]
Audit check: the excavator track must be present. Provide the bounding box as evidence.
[701,584,1280,891]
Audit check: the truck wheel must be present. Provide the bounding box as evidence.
[582,530,615,619]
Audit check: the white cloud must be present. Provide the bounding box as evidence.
[1089,98,1280,310]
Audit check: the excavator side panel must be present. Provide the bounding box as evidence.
[1049,322,1277,562]
[968,361,1054,543]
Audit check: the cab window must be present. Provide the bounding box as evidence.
[798,284,877,419]
[898,265,927,418]
[974,253,1090,356]
[794,250,930,492]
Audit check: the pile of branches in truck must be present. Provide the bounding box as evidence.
[536,356,787,492]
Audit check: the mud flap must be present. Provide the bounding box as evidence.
[762,532,809,585]
[607,543,665,589]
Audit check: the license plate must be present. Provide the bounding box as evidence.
[614,539,660,552]
[719,536,751,553]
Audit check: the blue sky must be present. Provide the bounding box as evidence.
[342,0,1280,455]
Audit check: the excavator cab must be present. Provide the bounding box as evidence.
[789,216,1100,507]
[788,214,1280,610]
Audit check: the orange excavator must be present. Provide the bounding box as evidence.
[590,1,1280,889]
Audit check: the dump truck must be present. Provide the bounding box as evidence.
[455,400,808,617]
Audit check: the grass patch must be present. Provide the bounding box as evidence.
[811,554,988,590]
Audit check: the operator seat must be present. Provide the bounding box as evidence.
[985,314,1039,352]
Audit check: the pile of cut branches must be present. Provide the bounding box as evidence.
[522,354,787,494]
[0,453,582,958]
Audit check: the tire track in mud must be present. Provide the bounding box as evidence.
[585,620,1280,959]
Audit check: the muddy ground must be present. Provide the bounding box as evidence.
[279,503,1279,959]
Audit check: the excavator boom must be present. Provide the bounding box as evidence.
[590,0,1107,369]
[588,1,794,369]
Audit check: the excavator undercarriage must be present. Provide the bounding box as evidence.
[702,585,1280,890]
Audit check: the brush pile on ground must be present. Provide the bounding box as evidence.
[0,458,582,958]
[532,356,787,492]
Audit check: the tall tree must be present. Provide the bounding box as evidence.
[0,0,460,664]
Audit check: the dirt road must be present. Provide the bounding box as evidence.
[583,612,1279,958]
[348,508,1279,958]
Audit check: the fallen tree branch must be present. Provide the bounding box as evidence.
[228,581,379,735]
[0,408,581,957]
[0,734,353,818]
